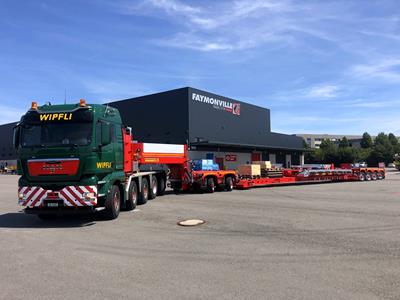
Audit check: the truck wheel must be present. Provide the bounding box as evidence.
[206,177,215,193]
[225,177,234,191]
[149,176,158,200]
[104,185,121,220]
[365,172,372,181]
[371,172,378,181]
[157,177,166,196]
[138,178,149,205]
[377,172,384,180]
[358,172,366,181]
[125,181,138,211]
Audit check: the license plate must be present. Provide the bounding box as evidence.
[46,203,59,207]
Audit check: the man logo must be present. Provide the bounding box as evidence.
[232,103,241,116]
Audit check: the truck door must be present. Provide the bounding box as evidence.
[96,121,115,171]
[113,125,123,170]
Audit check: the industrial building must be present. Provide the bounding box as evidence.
[0,87,304,169]
[296,134,365,149]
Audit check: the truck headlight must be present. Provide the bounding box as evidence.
[18,193,24,200]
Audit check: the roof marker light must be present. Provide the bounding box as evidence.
[79,99,87,107]
[31,101,38,110]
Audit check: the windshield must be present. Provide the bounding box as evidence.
[20,122,93,147]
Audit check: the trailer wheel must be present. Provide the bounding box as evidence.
[157,177,166,196]
[138,178,149,205]
[358,172,366,181]
[149,176,158,200]
[206,177,215,193]
[365,172,372,181]
[224,177,234,191]
[104,185,121,220]
[371,172,378,181]
[377,172,384,180]
[125,181,138,211]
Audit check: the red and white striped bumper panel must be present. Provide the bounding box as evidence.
[18,186,98,207]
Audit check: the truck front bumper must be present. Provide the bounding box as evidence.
[18,185,98,208]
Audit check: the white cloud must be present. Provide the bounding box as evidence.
[306,85,340,98]
[146,0,200,15]
[350,59,400,83]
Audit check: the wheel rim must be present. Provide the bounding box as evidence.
[359,173,365,181]
[152,179,157,195]
[114,192,120,211]
[143,185,148,199]
[131,186,137,204]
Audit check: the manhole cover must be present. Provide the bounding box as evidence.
[178,219,205,227]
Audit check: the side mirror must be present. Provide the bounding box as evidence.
[12,126,20,149]
[101,122,111,146]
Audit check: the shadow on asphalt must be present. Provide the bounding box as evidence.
[0,212,101,228]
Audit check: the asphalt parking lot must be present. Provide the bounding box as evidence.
[1,172,400,299]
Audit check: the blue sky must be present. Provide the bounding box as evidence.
[1,0,400,135]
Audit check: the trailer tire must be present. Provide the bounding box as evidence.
[365,172,372,181]
[104,185,121,220]
[377,172,384,180]
[206,177,216,193]
[125,181,138,211]
[371,172,378,181]
[149,176,158,200]
[225,176,234,191]
[157,177,166,196]
[358,172,366,181]
[138,178,149,205]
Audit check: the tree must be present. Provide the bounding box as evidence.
[360,132,373,149]
[338,147,357,163]
[369,133,395,165]
[388,133,398,147]
[374,132,390,147]
[339,137,350,148]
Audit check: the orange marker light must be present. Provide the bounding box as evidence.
[79,99,87,107]
[31,101,38,110]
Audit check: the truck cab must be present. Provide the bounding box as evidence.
[14,100,126,219]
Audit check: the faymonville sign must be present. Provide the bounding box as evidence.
[192,92,241,116]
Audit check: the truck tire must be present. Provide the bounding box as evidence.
[206,177,215,193]
[138,178,149,205]
[377,172,384,180]
[125,180,138,211]
[371,172,378,181]
[358,172,366,181]
[104,185,121,220]
[225,176,234,191]
[157,177,166,196]
[149,176,158,200]
[365,172,372,181]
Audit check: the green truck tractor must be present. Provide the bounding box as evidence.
[13,100,168,220]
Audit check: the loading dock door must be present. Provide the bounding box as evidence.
[215,157,224,170]
[251,153,261,162]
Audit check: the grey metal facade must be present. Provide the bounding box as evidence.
[111,87,304,151]
[0,122,17,160]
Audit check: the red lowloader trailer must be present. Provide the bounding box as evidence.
[235,166,385,190]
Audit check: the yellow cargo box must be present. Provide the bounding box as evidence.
[252,161,272,169]
[238,164,261,176]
